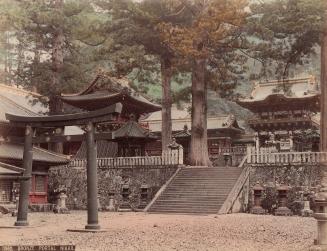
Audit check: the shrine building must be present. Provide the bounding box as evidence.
[237,76,320,152]
[0,84,69,206]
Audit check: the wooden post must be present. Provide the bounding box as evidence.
[85,122,100,230]
[15,125,34,226]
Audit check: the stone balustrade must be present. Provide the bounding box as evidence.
[247,150,327,165]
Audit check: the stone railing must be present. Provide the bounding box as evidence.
[247,151,327,165]
[69,151,183,168]
[218,155,250,214]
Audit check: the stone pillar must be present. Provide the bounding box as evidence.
[85,122,100,230]
[289,131,294,151]
[167,138,183,165]
[15,125,34,227]
[254,132,260,151]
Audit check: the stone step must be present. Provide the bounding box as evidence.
[148,167,242,214]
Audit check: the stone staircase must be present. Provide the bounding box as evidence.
[148,167,243,214]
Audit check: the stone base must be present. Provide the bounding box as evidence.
[251,206,266,215]
[14,220,29,227]
[67,228,106,233]
[138,202,148,210]
[53,207,70,214]
[301,209,313,217]
[118,202,131,212]
[309,243,327,251]
[118,208,132,212]
[275,206,293,216]
[29,203,54,212]
[85,223,100,230]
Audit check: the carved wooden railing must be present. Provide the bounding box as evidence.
[247,151,327,164]
[69,152,182,168]
[218,155,250,214]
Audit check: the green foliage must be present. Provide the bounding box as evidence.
[246,0,325,79]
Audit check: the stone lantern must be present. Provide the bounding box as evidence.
[54,191,69,214]
[275,184,292,216]
[251,182,265,214]
[301,189,313,217]
[309,191,327,251]
[106,191,115,212]
[139,185,149,209]
[118,184,131,212]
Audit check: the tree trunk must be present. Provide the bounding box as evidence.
[189,58,210,166]
[49,95,64,153]
[49,0,64,153]
[161,58,173,153]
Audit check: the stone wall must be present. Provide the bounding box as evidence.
[248,164,322,214]
[48,166,177,210]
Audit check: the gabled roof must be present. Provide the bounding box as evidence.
[114,120,157,140]
[237,76,320,110]
[143,113,244,133]
[0,143,69,166]
[61,74,161,114]
[0,92,40,124]
[0,84,47,116]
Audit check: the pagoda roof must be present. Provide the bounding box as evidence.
[0,143,70,166]
[61,74,161,114]
[113,120,157,140]
[143,112,244,133]
[237,76,320,111]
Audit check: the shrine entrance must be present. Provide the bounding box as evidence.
[5,104,122,230]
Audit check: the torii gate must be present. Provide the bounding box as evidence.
[5,104,122,230]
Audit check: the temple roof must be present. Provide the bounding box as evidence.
[0,84,82,134]
[61,74,161,115]
[113,120,157,140]
[0,84,47,115]
[0,143,70,166]
[0,162,24,176]
[143,113,244,133]
[173,125,191,138]
[0,91,39,124]
[237,76,320,111]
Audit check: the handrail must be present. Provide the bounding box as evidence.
[218,155,250,214]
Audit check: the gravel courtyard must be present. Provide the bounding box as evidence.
[0,212,317,251]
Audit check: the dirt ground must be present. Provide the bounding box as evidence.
[0,211,317,251]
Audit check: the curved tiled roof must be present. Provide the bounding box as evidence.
[237,76,320,110]
[61,74,161,114]
[0,93,39,123]
[0,143,69,165]
[114,120,157,139]
[143,114,243,133]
